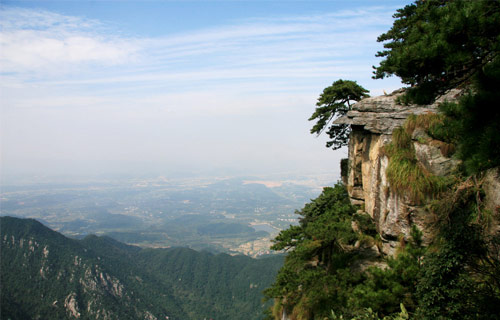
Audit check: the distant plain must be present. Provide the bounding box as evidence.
[1,173,336,256]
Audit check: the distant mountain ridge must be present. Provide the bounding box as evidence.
[0,216,283,320]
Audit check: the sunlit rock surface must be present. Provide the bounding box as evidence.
[335,89,500,255]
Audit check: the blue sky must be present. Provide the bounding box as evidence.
[0,0,411,182]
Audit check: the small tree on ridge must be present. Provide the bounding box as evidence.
[309,79,369,150]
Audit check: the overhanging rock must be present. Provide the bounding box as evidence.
[334,89,461,135]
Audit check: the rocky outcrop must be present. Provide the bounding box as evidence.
[64,293,81,319]
[334,89,459,135]
[336,89,474,255]
[0,220,161,320]
[483,167,500,234]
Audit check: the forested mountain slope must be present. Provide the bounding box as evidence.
[1,216,283,320]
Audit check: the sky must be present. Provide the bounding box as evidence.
[0,0,411,183]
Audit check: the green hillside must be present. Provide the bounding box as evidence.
[1,216,283,320]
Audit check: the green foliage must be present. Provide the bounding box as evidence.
[265,184,359,319]
[136,248,283,320]
[352,212,377,238]
[347,226,425,318]
[416,179,500,320]
[432,58,500,174]
[340,158,350,183]
[374,0,500,104]
[309,79,369,150]
[264,185,429,320]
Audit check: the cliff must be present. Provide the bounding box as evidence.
[255,86,500,319]
[335,89,500,256]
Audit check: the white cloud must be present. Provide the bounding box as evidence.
[1,5,395,82]
[0,5,404,114]
[0,31,137,72]
[0,7,139,74]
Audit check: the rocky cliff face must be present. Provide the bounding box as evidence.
[335,89,500,256]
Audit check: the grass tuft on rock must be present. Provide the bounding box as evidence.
[384,116,450,204]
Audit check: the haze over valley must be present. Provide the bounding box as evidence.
[0,1,404,258]
[1,173,336,257]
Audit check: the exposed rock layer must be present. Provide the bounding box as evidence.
[337,89,499,255]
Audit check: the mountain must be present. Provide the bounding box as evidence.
[1,216,283,320]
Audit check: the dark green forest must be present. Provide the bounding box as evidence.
[265,1,500,319]
[0,216,283,320]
